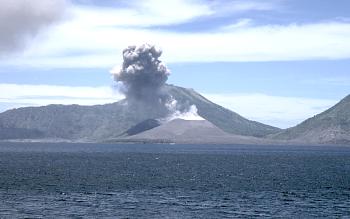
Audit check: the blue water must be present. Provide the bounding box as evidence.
[0,143,350,218]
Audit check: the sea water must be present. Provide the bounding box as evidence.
[0,143,349,218]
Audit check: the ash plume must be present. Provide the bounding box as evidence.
[111,44,170,103]
[111,44,202,121]
[0,0,67,56]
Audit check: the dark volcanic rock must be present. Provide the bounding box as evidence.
[0,100,167,141]
[0,125,44,139]
[123,119,161,136]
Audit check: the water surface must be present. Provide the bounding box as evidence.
[0,143,349,218]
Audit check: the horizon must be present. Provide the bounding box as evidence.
[1,0,350,128]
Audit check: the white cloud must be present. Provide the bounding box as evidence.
[0,84,124,111]
[4,21,350,68]
[1,2,350,68]
[70,0,213,28]
[221,18,253,30]
[69,0,275,28]
[203,93,337,128]
[302,77,350,86]
[209,0,281,15]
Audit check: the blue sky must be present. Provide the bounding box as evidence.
[0,0,349,128]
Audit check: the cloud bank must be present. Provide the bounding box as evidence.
[1,0,350,67]
[6,21,350,68]
[0,83,123,111]
[203,93,337,128]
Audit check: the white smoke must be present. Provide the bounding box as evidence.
[164,98,204,121]
[111,44,170,102]
[0,0,68,56]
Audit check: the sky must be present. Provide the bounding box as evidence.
[0,0,349,128]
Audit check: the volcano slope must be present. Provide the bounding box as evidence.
[270,95,350,145]
[120,119,278,145]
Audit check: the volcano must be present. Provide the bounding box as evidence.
[0,84,280,143]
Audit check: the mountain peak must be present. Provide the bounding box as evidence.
[271,94,350,145]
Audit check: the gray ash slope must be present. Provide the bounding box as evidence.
[271,95,350,145]
[124,119,275,144]
[0,85,280,142]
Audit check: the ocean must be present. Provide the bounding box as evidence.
[0,143,349,218]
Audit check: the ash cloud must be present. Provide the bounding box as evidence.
[111,44,170,103]
[111,44,203,121]
[0,0,67,56]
